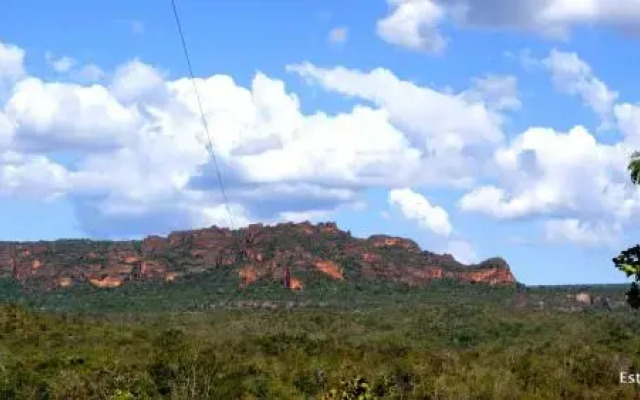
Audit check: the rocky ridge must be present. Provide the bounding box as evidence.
[0,221,517,290]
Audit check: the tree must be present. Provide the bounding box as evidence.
[629,151,640,185]
[613,151,640,308]
[613,246,640,308]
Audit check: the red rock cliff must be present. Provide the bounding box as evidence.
[0,222,517,289]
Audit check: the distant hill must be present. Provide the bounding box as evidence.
[0,221,516,291]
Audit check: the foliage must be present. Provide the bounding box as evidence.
[322,377,377,399]
[629,150,640,185]
[614,150,640,307]
[0,284,636,399]
[109,389,135,400]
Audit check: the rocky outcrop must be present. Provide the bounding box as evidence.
[315,261,344,280]
[238,265,259,287]
[56,277,73,288]
[458,267,516,285]
[576,292,592,304]
[0,221,517,290]
[367,235,421,252]
[88,275,124,288]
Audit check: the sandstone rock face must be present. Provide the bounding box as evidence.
[315,261,344,280]
[576,292,592,304]
[89,275,124,288]
[289,277,304,291]
[0,221,517,290]
[238,265,259,287]
[458,267,516,285]
[56,277,73,288]
[368,235,421,252]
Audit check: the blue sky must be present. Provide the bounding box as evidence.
[2,0,640,285]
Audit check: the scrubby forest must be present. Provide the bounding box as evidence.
[0,279,638,399]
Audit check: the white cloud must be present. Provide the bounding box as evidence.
[0,43,457,236]
[328,27,349,44]
[45,52,77,73]
[445,239,478,264]
[1,37,635,253]
[198,203,251,228]
[544,218,621,247]
[615,102,640,148]
[74,64,105,83]
[377,0,447,53]
[458,49,640,248]
[0,39,524,237]
[465,74,521,111]
[237,106,422,187]
[388,188,452,236]
[0,113,14,150]
[279,209,332,223]
[512,48,544,72]
[0,41,25,82]
[5,36,633,251]
[459,125,640,228]
[288,62,505,186]
[5,77,141,151]
[289,63,503,148]
[110,59,167,104]
[44,52,105,83]
[0,151,69,199]
[543,49,618,126]
[377,0,640,53]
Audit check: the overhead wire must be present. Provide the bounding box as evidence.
[169,0,237,232]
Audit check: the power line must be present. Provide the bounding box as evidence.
[169,0,236,231]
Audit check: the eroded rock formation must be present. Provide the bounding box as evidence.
[0,221,517,290]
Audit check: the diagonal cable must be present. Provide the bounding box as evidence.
[170,0,236,231]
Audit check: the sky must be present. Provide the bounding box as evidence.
[1,0,640,285]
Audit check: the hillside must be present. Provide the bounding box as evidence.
[0,221,516,291]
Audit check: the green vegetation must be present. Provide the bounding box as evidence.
[0,278,637,399]
[0,274,518,314]
[613,150,640,307]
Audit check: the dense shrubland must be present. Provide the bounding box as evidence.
[0,289,638,399]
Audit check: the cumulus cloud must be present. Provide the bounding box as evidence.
[3,39,502,237]
[2,35,632,250]
[543,49,618,126]
[45,52,105,83]
[615,102,640,147]
[455,48,640,246]
[0,151,69,199]
[45,53,76,73]
[377,0,447,53]
[74,64,105,83]
[110,59,167,104]
[465,74,521,111]
[288,62,505,187]
[289,63,503,147]
[544,218,621,247]
[460,47,640,227]
[458,124,640,246]
[0,113,14,150]
[0,41,25,82]
[280,209,333,223]
[459,125,636,221]
[388,188,452,236]
[5,77,141,151]
[377,0,640,53]
[445,239,478,264]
